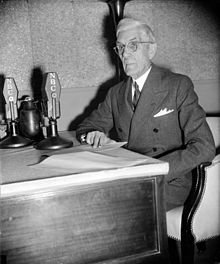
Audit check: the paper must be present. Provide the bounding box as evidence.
[40,141,128,157]
[91,141,127,152]
[76,141,127,153]
[33,150,148,174]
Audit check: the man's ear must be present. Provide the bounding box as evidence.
[149,43,157,60]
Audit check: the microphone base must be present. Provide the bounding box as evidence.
[0,134,32,149]
[35,135,73,150]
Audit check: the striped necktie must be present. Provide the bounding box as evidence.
[132,81,140,111]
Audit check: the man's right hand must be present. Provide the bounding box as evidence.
[85,131,114,148]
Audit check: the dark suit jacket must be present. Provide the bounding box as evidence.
[76,64,215,206]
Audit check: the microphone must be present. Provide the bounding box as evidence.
[0,78,32,148]
[43,72,61,120]
[36,72,73,150]
[3,77,18,121]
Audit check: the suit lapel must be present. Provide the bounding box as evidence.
[128,65,169,146]
[117,76,133,113]
[117,77,133,135]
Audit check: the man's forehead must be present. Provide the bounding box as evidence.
[117,27,142,42]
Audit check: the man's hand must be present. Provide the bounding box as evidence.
[86,131,113,148]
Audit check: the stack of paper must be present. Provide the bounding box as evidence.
[33,150,149,174]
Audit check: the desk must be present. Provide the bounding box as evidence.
[1,132,169,264]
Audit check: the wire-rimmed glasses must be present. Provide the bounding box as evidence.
[113,41,154,56]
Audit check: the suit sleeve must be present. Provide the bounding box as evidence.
[76,88,114,138]
[159,76,216,180]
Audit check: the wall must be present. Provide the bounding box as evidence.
[0,0,219,131]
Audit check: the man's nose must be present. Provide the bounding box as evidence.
[121,47,130,58]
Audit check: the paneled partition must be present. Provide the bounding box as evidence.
[0,0,219,130]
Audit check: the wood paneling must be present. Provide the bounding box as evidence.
[1,177,168,264]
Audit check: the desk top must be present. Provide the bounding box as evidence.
[0,131,80,184]
[0,131,169,197]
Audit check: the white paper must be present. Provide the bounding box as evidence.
[39,141,127,157]
[34,150,148,174]
[91,141,127,152]
[76,141,127,152]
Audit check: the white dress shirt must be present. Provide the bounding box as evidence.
[132,66,152,98]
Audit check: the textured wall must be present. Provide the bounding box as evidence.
[126,0,220,80]
[0,0,219,130]
[0,0,114,91]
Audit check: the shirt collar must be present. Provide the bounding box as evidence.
[132,66,152,92]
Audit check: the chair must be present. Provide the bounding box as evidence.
[166,116,220,264]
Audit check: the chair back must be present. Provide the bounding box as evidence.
[192,116,220,241]
[206,116,220,149]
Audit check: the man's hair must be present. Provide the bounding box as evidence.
[116,18,156,43]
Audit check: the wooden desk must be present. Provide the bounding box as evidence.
[0,132,169,264]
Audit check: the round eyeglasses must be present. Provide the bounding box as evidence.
[113,41,154,56]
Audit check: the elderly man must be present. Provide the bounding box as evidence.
[76,18,215,210]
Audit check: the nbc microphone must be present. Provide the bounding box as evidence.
[0,78,31,148]
[36,72,73,150]
[43,72,61,120]
[3,78,18,121]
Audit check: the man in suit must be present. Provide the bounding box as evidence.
[76,18,215,210]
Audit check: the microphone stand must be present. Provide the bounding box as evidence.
[0,119,32,148]
[36,118,73,150]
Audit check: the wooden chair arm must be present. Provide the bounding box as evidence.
[180,162,212,264]
[181,162,212,236]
